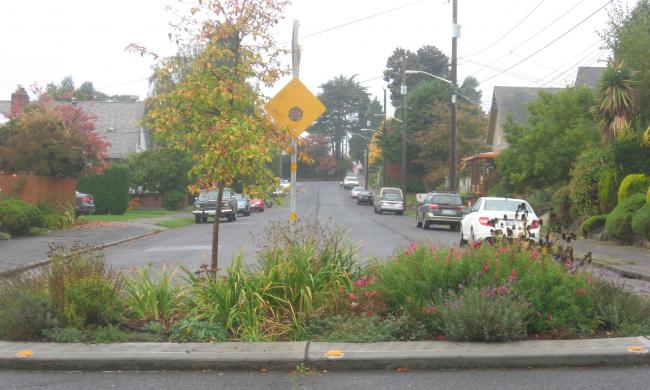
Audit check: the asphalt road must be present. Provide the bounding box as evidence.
[2,366,649,390]
[103,181,458,272]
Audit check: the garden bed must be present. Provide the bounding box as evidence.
[1,219,649,344]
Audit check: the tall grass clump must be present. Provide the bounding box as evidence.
[0,272,53,340]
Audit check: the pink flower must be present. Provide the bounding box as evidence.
[405,241,418,256]
[354,277,369,287]
[495,246,510,255]
[565,260,573,271]
[471,240,482,249]
[587,276,593,285]
[531,249,541,260]
[483,264,490,273]
[508,268,518,283]
[347,293,358,302]
[449,246,459,257]
[423,304,437,315]
[497,285,509,295]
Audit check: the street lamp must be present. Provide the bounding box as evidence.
[350,129,382,190]
[404,69,458,192]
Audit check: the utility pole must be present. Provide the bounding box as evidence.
[450,0,459,192]
[383,87,387,187]
[400,57,407,203]
[290,20,299,230]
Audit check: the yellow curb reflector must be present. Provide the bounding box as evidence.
[627,346,648,353]
[326,350,344,359]
[290,211,296,222]
[291,163,297,172]
[16,350,33,358]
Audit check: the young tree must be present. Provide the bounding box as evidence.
[128,148,193,207]
[130,0,290,271]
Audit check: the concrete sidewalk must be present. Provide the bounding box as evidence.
[1,337,649,371]
[574,239,650,282]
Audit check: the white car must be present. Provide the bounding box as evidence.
[342,176,359,189]
[459,197,540,246]
[350,186,364,198]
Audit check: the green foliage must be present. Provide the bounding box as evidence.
[38,203,76,230]
[496,87,598,193]
[42,327,86,343]
[598,168,618,213]
[303,314,427,342]
[163,190,186,211]
[631,202,650,239]
[78,164,130,215]
[569,147,613,216]
[45,76,139,102]
[525,186,557,215]
[124,265,185,326]
[0,275,53,340]
[0,231,10,240]
[169,318,228,342]
[606,193,647,242]
[46,246,124,329]
[0,199,44,236]
[612,136,650,177]
[591,279,650,336]
[550,185,572,225]
[439,287,529,342]
[617,173,650,203]
[580,215,609,237]
[91,324,131,343]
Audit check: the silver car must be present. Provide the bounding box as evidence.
[350,186,364,198]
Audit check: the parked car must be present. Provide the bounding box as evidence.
[416,192,464,231]
[357,189,373,205]
[350,186,364,198]
[193,188,238,223]
[373,187,405,215]
[459,197,540,246]
[280,179,290,190]
[342,176,359,190]
[75,191,95,216]
[249,198,266,212]
[233,194,251,216]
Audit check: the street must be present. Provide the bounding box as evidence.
[102,181,458,271]
[1,365,649,390]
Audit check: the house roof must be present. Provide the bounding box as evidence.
[487,86,562,146]
[574,66,606,89]
[0,100,147,159]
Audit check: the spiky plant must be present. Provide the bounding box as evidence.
[593,59,638,141]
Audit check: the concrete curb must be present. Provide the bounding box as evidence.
[1,337,649,372]
[0,230,162,279]
[590,261,650,282]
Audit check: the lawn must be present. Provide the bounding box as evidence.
[156,218,196,229]
[78,209,179,222]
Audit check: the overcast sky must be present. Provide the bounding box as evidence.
[0,0,639,113]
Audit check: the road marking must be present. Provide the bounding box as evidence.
[144,245,221,252]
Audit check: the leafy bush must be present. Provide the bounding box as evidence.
[42,327,86,343]
[569,148,613,217]
[77,164,130,215]
[0,231,10,240]
[598,168,618,213]
[0,199,43,236]
[617,173,650,204]
[550,185,572,225]
[38,203,76,230]
[606,194,646,242]
[439,288,529,342]
[169,318,228,342]
[163,190,186,211]
[46,246,124,329]
[124,265,185,326]
[0,275,53,340]
[612,136,650,178]
[580,215,608,237]
[632,202,650,239]
[591,279,650,336]
[303,314,427,342]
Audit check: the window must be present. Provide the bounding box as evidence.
[431,195,462,206]
[483,199,532,213]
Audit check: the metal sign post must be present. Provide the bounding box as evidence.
[290,20,300,229]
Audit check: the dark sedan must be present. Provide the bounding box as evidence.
[356,189,373,205]
[75,191,95,216]
[416,192,464,231]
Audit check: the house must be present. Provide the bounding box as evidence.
[0,87,151,160]
[461,66,606,195]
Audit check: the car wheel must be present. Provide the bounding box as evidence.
[423,221,430,230]
[227,214,235,222]
[378,209,383,214]
[416,213,422,228]
[460,225,467,247]
[471,227,476,242]
[195,215,202,224]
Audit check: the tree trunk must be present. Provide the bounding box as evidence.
[210,185,224,273]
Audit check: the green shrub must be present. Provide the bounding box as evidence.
[580,215,608,237]
[0,275,53,340]
[606,194,646,242]
[617,173,650,204]
[124,265,185,326]
[303,314,427,342]
[591,279,650,336]
[612,136,650,178]
[598,168,618,213]
[439,287,530,342]
[632,202,650,240]
[550,185,572,225]
[0,199,43,236]
[169,318,228,342]
[42,327,86,343]
[0,231,10,240]
[46,246,124,329]
[569,148,612,217]
[38,203,75,230]
[78,164,130,215]
[91,324,131,343]
[163,190,186,211]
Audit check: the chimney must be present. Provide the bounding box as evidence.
[11,86,29,116]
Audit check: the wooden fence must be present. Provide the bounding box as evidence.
[0,174,76,204]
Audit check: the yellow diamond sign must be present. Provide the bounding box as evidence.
[266,78,326,138]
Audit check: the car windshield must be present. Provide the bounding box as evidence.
[430,195,462,206]
[383,193,402,201]
[483,199,533,213]
[345,177,357,181]
[198,190,231,201]
[233,194,245,200]
[353,187,364,191]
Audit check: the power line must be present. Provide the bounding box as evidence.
[539,48,607,87]
[479,0,613,84]
[467,0,586,77]
[461,58,541,83]
[465,0,546,57]
[522,39,601,87]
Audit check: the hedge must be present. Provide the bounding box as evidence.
[618,173,650,204]
[606,194,646,242]
[78,164,130,215]
[598,168,617,213]
[0,199,43,236]
[580,215,608,237]
[632,202,650,240]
